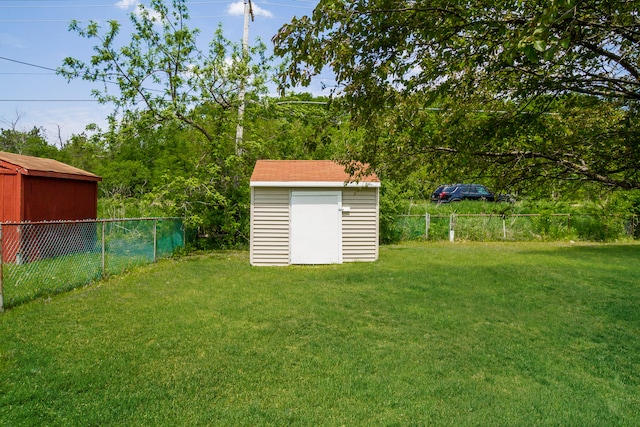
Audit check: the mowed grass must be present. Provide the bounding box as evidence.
[1,242,639,426]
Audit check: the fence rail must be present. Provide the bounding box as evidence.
[395,213,638,242]
[0,218,184,310]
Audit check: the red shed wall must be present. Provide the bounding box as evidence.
[0,171,20,222]
[22,176,98,221]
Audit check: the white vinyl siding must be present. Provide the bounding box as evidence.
[341,188,378,262]
[250,187,290,266]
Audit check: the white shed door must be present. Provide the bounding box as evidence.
[290,191,342,264]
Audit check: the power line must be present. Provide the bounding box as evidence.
[260,2,314,8]
[0,55,162,103]
[0,11,306,23]
[0,99,99,102]
[0,1,230,7]
[0,3,121,8]
[0,55,187,96]
[0,72,56,75]
[0,19,89,22]
[0,56,57,72]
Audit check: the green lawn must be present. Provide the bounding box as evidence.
[1,242,639,426]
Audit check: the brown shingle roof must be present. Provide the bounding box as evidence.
[250,160,379,184]
[0,151,101,181]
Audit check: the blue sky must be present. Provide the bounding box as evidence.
[0,0,327,143]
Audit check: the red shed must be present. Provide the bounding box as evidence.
[0,151,101,222]
[0,151,102,263]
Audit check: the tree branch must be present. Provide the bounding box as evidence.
[430,146,640,189]
[577,40,640,81]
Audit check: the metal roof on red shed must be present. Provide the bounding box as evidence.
[250,160,379,187]
[0,151,101,181]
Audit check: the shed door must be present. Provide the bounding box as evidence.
[290,191,342,264]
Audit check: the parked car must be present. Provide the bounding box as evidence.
[430,184,449,202]
[436,184,514,203]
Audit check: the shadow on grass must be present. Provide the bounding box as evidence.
[2,251,157,310]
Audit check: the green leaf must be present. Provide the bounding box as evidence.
[523,45,539,62]
[533,39,547,52]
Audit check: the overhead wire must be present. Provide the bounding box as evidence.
[0,99,99,102]
[0,72,55,75]
[0,1,317,103]
[0,1,230,7]
[0,55,167,102]
[0,56,57,72]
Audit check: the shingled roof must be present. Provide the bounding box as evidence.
[0,151,101,181]
[250,160,380,187]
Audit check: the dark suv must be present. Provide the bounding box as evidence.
[436,184,512,203]
[430,184,449,202]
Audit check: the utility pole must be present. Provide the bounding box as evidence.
[235,0,253,156]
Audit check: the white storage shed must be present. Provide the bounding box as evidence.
[250,160,381,266]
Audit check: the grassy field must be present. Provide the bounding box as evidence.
[1,242,639,426]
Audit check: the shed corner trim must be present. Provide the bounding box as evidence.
[250,181,380,188]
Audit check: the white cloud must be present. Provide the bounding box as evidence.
[114,0,139,10]
[227,1,273,18]
[136,6,163,23]
[115,0,161,22]
[252,3,274,18]
[227,1,245,16]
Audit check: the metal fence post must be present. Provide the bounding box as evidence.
[101,220,106,277]
[449,214,456,242]
[153,219,157,262]
[0,223,4,312]
[503,216,507,240]
[425,213,430,240]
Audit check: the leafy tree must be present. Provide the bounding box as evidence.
[274,0,640,191]
[58,125,106,173]
[98,159,151,198]
[58,0,274,244]
[56,0,378,244]
[247,93,348,160]
[59,0,269,147]
[0,126,60,159]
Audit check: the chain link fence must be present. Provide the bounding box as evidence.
[395,213,639,242]
[0,218,184,310]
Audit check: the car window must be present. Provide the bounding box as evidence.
[478,186,490,195]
